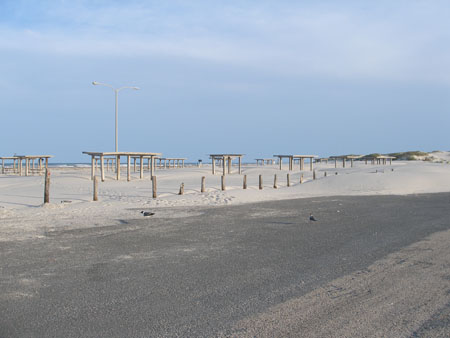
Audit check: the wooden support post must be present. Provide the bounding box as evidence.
[227,157,231,174]
[342,158,345,168]
[310,158,313,171]
[313,170,316,180]
[134,158,137,172]
[238,157,241,174]
[212,157,216,175]
[127,156,131,182]
[243,175,247,189]
[273,174,278,189]
[44,169,50,204]
[1,159,4,174]
[178,183,184,195]
[93,176,98,201]
[289,157,293,171]
[100,156,105,182]
[221,175,226,191]
[201,176,206,193]
[139,156,144,179]
[287,173,290,187]
[25,158,29,176]
[300,173,304,184]
[148,158,151,170]
[279,157,282,170]
[259,175,263,190]
[152,176,157,198]
[91,156,95,180]
[223,156,226,176]
[150,157,154,178]
[335,158,337,168]
[116,155,121,180]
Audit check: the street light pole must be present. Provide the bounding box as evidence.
[92,81,140,152]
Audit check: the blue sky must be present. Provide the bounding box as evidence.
[1,0,449,162]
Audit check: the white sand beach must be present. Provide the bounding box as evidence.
[1,155,450,241]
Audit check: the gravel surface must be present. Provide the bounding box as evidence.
[1,193,450,337]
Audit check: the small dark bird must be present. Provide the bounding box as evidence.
[309,213,317,221]
[141,211,155,217]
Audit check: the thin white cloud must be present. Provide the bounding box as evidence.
[1,1,450,83]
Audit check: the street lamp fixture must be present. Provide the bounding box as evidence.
[92,81,140,152]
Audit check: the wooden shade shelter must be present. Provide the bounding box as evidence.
[1,155,52,176]
[273,155,318,171]
[329,155,364,168]
[83,152,161,181]
[156,158,187,169]
[210,154,244,175]
[363,155,396,165]
[255,158,276,166]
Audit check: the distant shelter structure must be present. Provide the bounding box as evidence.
[209,154,243,175]
[0,155,52,176]
[329,155,364,168]
[83,151,161,181]
[157,158,187,169]
[273,155,318,171]
[255,158,276,166]
[363,155,396,165]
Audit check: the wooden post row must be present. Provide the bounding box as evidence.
[44,169,50,204]
[93,176,98,201]
[179,183,184,195]
[201,176,206,193]
[152,176,157,198]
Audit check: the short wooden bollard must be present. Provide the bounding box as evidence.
[44,169,50,204]
[300,173,304,184]
[259,175,263,190]
[313,170,316,180]
[221,175,226,191]
[201,176,206,193]
[93,176,98,201]
[243,175,247,189]
[179,183,184,195]
[152,176,157,198]
[273,174,278,189]
[287,173,290,187]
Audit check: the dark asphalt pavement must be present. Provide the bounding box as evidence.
[1,193,450,337]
